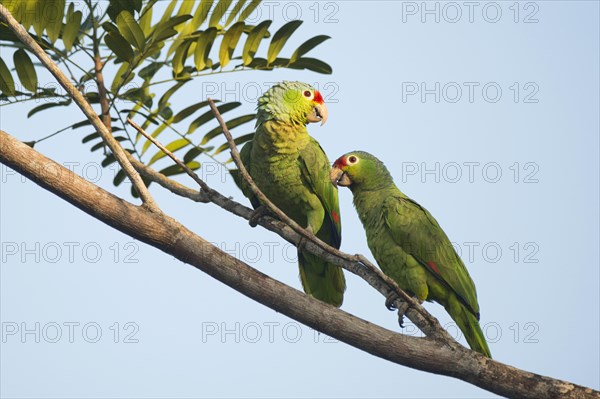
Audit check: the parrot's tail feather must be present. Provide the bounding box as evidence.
[454,306,492,358]
[298,250,346,307]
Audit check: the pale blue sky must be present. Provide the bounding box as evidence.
[1,1,599,398]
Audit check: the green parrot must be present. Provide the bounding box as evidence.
[330,151,491,357]
[235,81,345,307]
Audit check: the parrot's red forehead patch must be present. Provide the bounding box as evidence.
[333,156,346,168]
[313,90,324,104]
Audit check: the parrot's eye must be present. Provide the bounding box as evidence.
[348,155,358,164]
[303,90,313,99]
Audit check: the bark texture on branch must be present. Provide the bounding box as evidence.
[1,129,597,399]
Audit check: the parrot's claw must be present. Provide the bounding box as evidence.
[397,315,405,328]
[396,301,410,328]
[249,206,269,227]
[385,292,409,328]
[385,292,399,311]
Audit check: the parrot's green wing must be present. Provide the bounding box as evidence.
[383,195,480,318]
[298,138,341,246]
[295,138,345,306]
[231,141,260,209]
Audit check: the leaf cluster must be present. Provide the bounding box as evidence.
[0,0,332,193]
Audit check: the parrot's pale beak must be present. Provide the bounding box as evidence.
[330,166,352,187]
[307,103,328,126]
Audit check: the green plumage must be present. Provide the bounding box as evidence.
[236,82,345,307]
[332,151,491,356]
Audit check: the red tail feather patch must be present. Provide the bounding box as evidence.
[427,261,440,275]
[331,210,340,223]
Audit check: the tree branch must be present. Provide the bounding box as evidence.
[1,129,598,399]
[0,3,158,212]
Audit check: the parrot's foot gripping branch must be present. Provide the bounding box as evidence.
[248,205,269,227]
[396,302,410,328]
[385,292,399,311]
[385,292,409,328]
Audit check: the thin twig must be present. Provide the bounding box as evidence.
[91,4,112,132]
[207,98,445,338]
[136,102,229,167]
[111,102,142,160]
[127,118,211,199]
[0,4,159,212]
[129,156,207,202]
